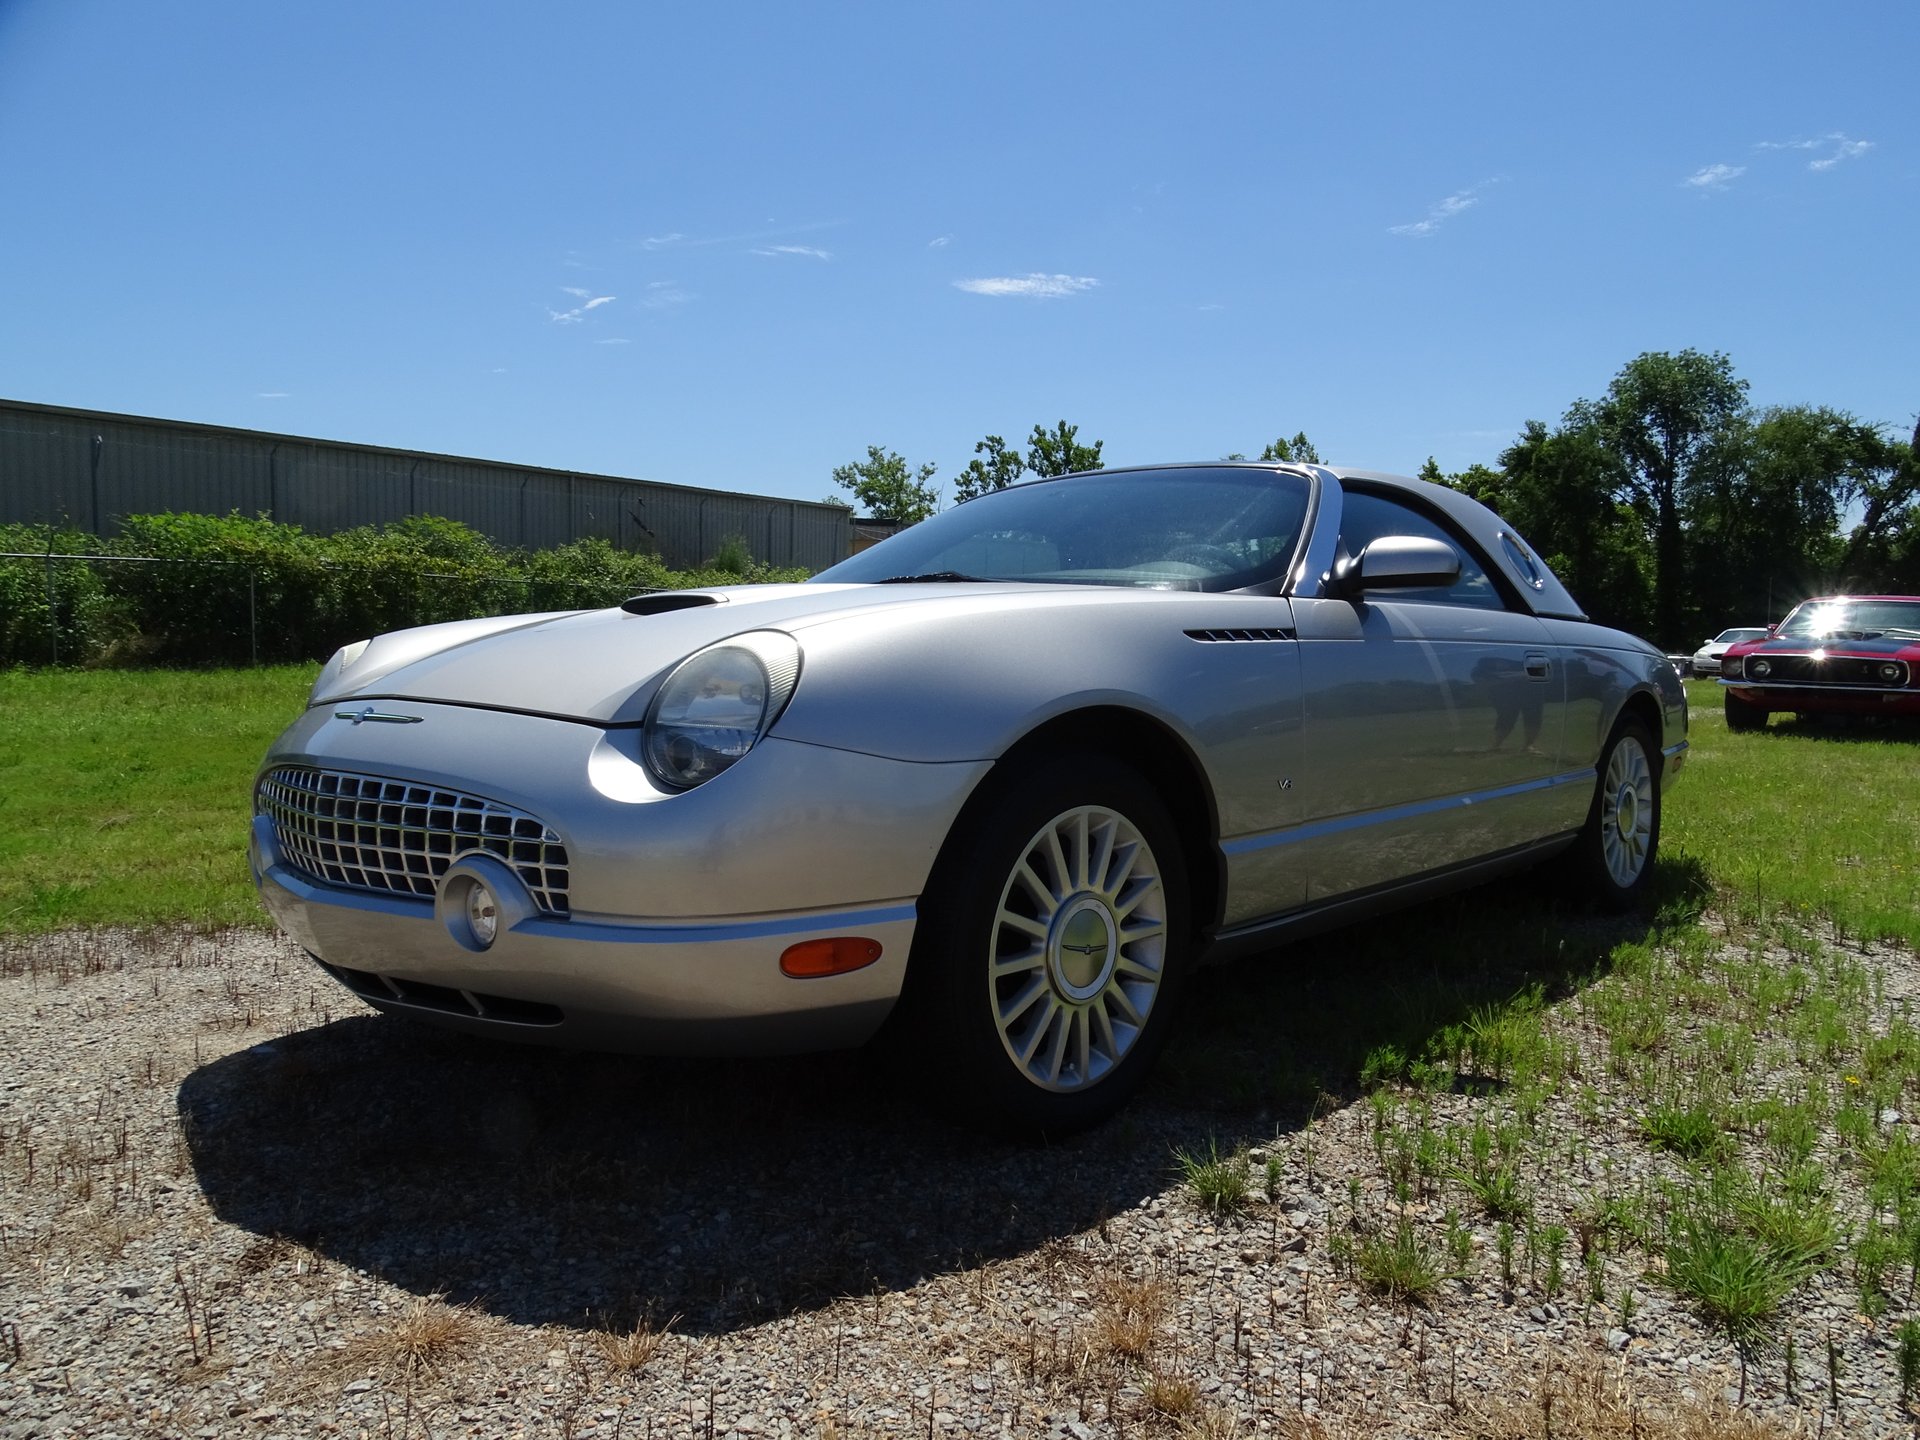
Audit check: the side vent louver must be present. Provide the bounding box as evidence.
[1183,627,1294,643]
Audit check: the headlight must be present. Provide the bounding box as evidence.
[644,631,801,790]
[1722,657,1742,679]
[1882,662,1905,683]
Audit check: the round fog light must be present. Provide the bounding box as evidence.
[466,881,499,949]
[1751,659,1772,679]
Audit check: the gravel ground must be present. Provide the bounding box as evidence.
[2,923,1917,1439]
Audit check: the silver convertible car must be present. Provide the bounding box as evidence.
[252,463,1687,1129]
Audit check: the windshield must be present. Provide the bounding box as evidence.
[1775,599,1920,642]
[1713,628,1768,644]
[814,467,1313,592]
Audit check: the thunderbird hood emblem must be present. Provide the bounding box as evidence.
[334,706,424,726]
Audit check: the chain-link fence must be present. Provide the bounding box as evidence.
[0,550,718,668]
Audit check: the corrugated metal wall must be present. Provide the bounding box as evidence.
[0,399,850,571]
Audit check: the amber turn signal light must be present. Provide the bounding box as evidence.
[779,937,883,978]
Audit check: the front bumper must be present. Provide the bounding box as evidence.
[251,703,991,1054]
[1718,679,1920,717]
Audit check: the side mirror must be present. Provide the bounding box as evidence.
[1331,535,1462,596]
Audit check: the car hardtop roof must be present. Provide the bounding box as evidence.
[1008,462,1590,622]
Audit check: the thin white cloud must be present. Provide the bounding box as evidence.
[1757,131,1875,171]
[594,337,632,345]
[255,391,289,399]
[953,273,1100,299]
[638,220,844,253]
[928,235,952,248]
[1683,163,1745,190]
[753,244,832,260]
[548,291,617,324]
[1388,182,1494,237]
[641,281,693,309]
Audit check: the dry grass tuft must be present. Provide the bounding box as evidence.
[1144,1361,1200,1418]
[335,1294,482,1380]
[1091,1270,1169,1360]
[593,1312,676,1372]
[1470,1353,1800,1440]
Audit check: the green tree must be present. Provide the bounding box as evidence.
[1259,431,1322,464]
[1836,416,1919,587]
[1687,405,1881,622]
[1492,420,1654,636]
[953,434,1027,502]
[1572,349,1748,645]
[830,445,940,524]
[1026,420,1104,477]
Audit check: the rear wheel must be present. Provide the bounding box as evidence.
[903,756,1190,1133]
[1724,692,1768,732]
[1564,717,1660,911]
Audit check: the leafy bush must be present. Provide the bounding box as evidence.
[3,510,821,669]
[0,524,125,666]
[108,512,330,665]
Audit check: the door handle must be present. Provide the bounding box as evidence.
[1524,652,1550,680]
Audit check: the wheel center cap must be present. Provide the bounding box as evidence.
[1613,784,1638,838]
[1049,894,1118,1002]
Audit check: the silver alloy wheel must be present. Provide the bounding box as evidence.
[988,804,1169,1092]
[1600,734,1654,888]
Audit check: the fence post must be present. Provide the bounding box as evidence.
[249,569,258,667]
[44,550,58,667]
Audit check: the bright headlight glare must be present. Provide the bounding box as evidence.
[644,632,801,789]
[1751,659,1771,679]
[1882,662,1904,683]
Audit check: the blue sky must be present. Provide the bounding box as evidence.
[1,1,1913,509]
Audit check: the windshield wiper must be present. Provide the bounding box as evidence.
[875,571,988,584]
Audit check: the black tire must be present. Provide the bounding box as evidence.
[1724,692,1768,732]
[900,754,1191,1134]
[1564,717,1660,911]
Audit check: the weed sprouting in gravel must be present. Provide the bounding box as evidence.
[1174,1137,1251,1217]
[1353,1214,1452,1304]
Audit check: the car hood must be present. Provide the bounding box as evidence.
[312,582,1195,724]
[1731,633,1920,660]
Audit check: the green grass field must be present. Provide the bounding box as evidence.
[0,666,315,932]
[0,669,1914,948]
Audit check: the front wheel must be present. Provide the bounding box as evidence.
[1563,717,1660,911]
[902,756,1190,1133]
[1724,692,1768,731]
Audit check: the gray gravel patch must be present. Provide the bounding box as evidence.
[1,922,1917,1437]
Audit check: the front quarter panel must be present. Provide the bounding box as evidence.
[1540,618,1687,770]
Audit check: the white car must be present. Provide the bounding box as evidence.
[1691,627,1770,677]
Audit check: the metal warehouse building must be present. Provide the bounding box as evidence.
[0,399,851,572]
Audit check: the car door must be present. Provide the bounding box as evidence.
[1289,487,1567,901]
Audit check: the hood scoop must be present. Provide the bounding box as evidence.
[621,591,727,616]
